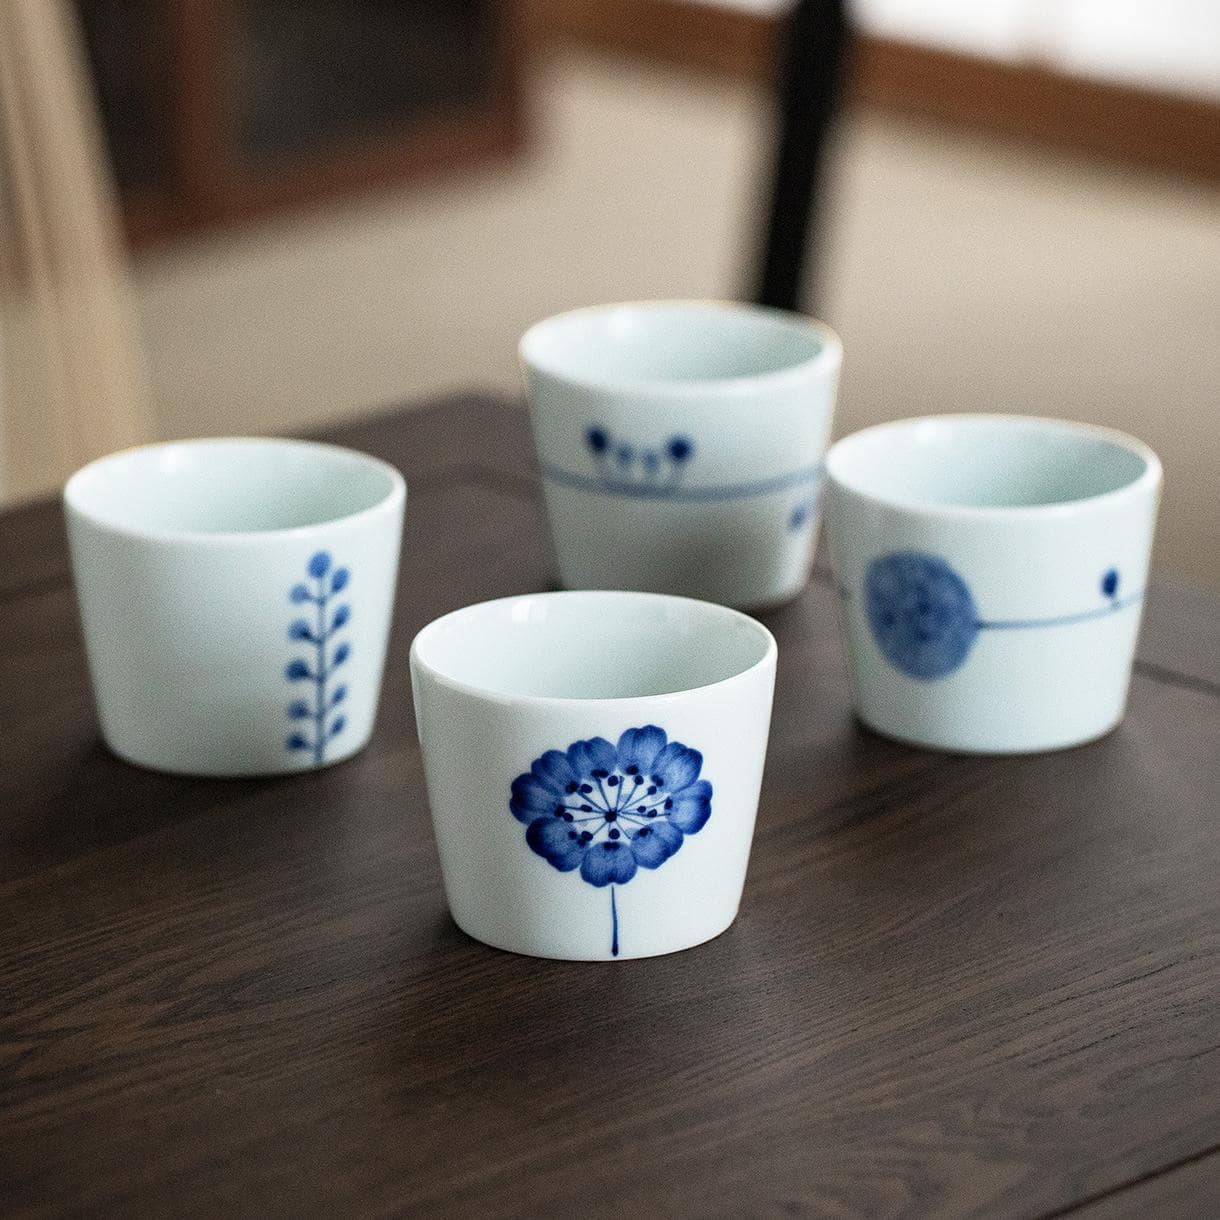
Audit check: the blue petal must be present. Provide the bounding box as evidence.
[567,736,617,779]
[616,725,667,774]
[651,742,702,791]
[531,749,577,792]
[288,619,314,642]
[289,583,311,604]
[308,551,331,578]
[510,773,560,823]
[526,815,587,871]
[580,840,638,886]
[629,819,683,868]
[331,567,350,593]
[285,659,312,681]
[667,779,712,834]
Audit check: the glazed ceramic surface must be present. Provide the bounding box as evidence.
[520,301,841,610]
[410,591,777,960]
[825,415,1161,753]
[65,438,405,776]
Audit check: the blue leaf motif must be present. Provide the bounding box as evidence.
[667,436,693,463]
[285,552,353,765]
[509,725,712,956]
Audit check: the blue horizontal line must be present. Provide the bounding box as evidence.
[540,463,822,502]
[835,583,1145,630]
[978,593,1143,630]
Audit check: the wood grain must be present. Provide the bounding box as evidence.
[1066,1148,1220,1217]
[1,395,1217,1218]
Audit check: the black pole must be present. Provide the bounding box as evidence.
[755,0,849,314]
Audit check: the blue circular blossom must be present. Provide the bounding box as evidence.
[865,551,979,680]
[510,725,712,888]
[667,436,693,463]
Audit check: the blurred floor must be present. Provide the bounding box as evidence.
[131,46,1220,586]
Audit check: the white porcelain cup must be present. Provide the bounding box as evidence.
[825,415,1162,753]
[520,301,842,610]
[65,438,406,776]
[410,591,777,960]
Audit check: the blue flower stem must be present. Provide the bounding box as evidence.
[610,886,619,958]
[314,574,328,765]
[977,591,1143,631]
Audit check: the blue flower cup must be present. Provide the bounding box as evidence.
[410,591,777,960]
[825,415,1161,752]
[521,301,841,610]
[65,438,405,775]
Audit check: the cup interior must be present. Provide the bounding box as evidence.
[412,592,774,700]
[65,439,401,536]
[520,301,834,387]
[827,416,1155,510]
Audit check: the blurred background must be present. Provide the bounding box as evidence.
[1,0,1217,585]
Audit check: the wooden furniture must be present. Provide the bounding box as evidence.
[2,395,1218,1216]
[76,1,524,247]
[756,0,848,313]
[529,0,1220,181]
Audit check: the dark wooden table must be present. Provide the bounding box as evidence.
[3,396,1218,1218]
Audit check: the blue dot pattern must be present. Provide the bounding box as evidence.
[865,551,980,680]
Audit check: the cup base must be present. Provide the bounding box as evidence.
[100,730,373,779]
[555,574,809,616]
[448,905,742,962]
[853,710,1124,756]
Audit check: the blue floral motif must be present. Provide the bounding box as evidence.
[509,725,713,956]
[866,551,980,680]
[788,485,823,532]
[585,425,695,489]
[862,552,1139,681]
[285,550,352,764]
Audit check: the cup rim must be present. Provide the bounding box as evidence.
[518,299,842,399]
[825,413,1162,521]
[63,436,406,544]
[410,590,778,709]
